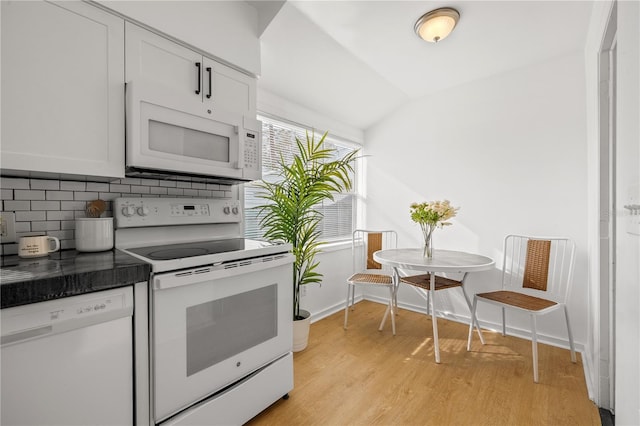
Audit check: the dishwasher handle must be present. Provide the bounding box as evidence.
[1,325,52,346]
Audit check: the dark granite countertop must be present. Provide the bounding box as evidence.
[0,249,150,309]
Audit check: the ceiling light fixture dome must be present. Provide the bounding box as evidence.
[414,7,460,43]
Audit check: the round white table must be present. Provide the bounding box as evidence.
[373,248,494,363]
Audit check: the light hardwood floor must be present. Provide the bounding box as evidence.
[247,300,600,425]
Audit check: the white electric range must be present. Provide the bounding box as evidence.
[114,197,294,426]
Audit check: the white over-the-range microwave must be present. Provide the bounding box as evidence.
[125,80,261,184]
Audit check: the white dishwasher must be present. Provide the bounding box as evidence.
[1,286,134,426]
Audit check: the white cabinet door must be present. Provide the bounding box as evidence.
[125,22,202,103]
[126,23,256,116]
[1,0,125,179]
[207,58,257,116]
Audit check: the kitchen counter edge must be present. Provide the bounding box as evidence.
[1,249,150,309]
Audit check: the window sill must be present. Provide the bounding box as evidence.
[319,240,351,253]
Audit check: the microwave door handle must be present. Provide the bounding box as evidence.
[206,67,212,99]
[195,62,201,95]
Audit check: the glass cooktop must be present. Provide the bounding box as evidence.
[127,238,247,261]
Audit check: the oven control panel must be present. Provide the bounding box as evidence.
[114,197,241,228]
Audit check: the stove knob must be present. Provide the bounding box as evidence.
[223,206,231,215]
[121,206,136,217]
[232,207,239,215]
[137,206,150,216]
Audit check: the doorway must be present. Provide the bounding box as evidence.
[597,1,617,411]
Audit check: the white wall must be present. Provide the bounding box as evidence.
[298,247,354,323]
[363,52,589,348]
[257,88,364,144]
[96,0,260,75]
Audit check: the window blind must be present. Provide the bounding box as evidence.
[243,115,359,243]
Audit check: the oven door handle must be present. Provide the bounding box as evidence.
[153,254,293,291]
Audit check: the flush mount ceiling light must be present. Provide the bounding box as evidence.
[414,7,460,43]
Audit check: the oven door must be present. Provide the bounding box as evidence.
[151,254,293,423]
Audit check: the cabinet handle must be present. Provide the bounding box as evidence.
[206,67,212,99]
[195,62,201,95]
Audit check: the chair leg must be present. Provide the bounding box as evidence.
[461,286,484,345]
[378,287,396,335]
[467,296,480,351]
[343,284,352,330]
[501,307,506,336]
[425,289,431,316]
[389,286,396,335]
[531,314,539,383]
[564,305,577,363]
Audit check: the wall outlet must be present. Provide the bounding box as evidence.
[0,212,17,243]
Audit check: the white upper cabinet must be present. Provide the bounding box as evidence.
[126,23,256,116]
[1,0,125,179]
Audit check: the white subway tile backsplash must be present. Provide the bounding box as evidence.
[86,182,110,192]
[46,191,74,201]
[140,178,160,187]
[3,200,31,211]
[32,221,60,231]
[15,222,31,232]
[167,188,183,196]
[99,193,120,201]
[3,244,18,255]
[0,177,30,189]
[31,201,61,210]
[149,187,168,195]
[1,176,230,253]
[16,211,46,222]
[130,185,151,194]
[31,179,60,190]
[61,201,87,211]
[47,211,75,221]
[60,181,86,191]
[15,190,45,200]
[110,184,130,193]
[119,178,141,185]
[48,230,73,240]
[16,231,44,238]
[60,240,75,250]
[60,220,75,230]
[74,192,100,201]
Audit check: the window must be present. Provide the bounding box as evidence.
[244,115,359,244]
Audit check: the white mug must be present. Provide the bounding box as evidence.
[75,217,114,252]
[18,236,60,258]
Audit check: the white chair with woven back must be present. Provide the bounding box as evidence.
[466,234,577,382]
[344,229,398,335]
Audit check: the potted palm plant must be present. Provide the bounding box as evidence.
[255,131,357,351]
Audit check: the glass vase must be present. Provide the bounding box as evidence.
[423,226,434,259]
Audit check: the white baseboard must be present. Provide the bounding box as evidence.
[308,296,362,324]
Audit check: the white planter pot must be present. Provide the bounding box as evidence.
[292,309,311,352]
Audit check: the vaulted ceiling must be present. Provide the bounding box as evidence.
[254,1,594,130]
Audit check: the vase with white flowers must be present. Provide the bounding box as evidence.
[409,200,459,258]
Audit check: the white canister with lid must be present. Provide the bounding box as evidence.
[75,217,114,252]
